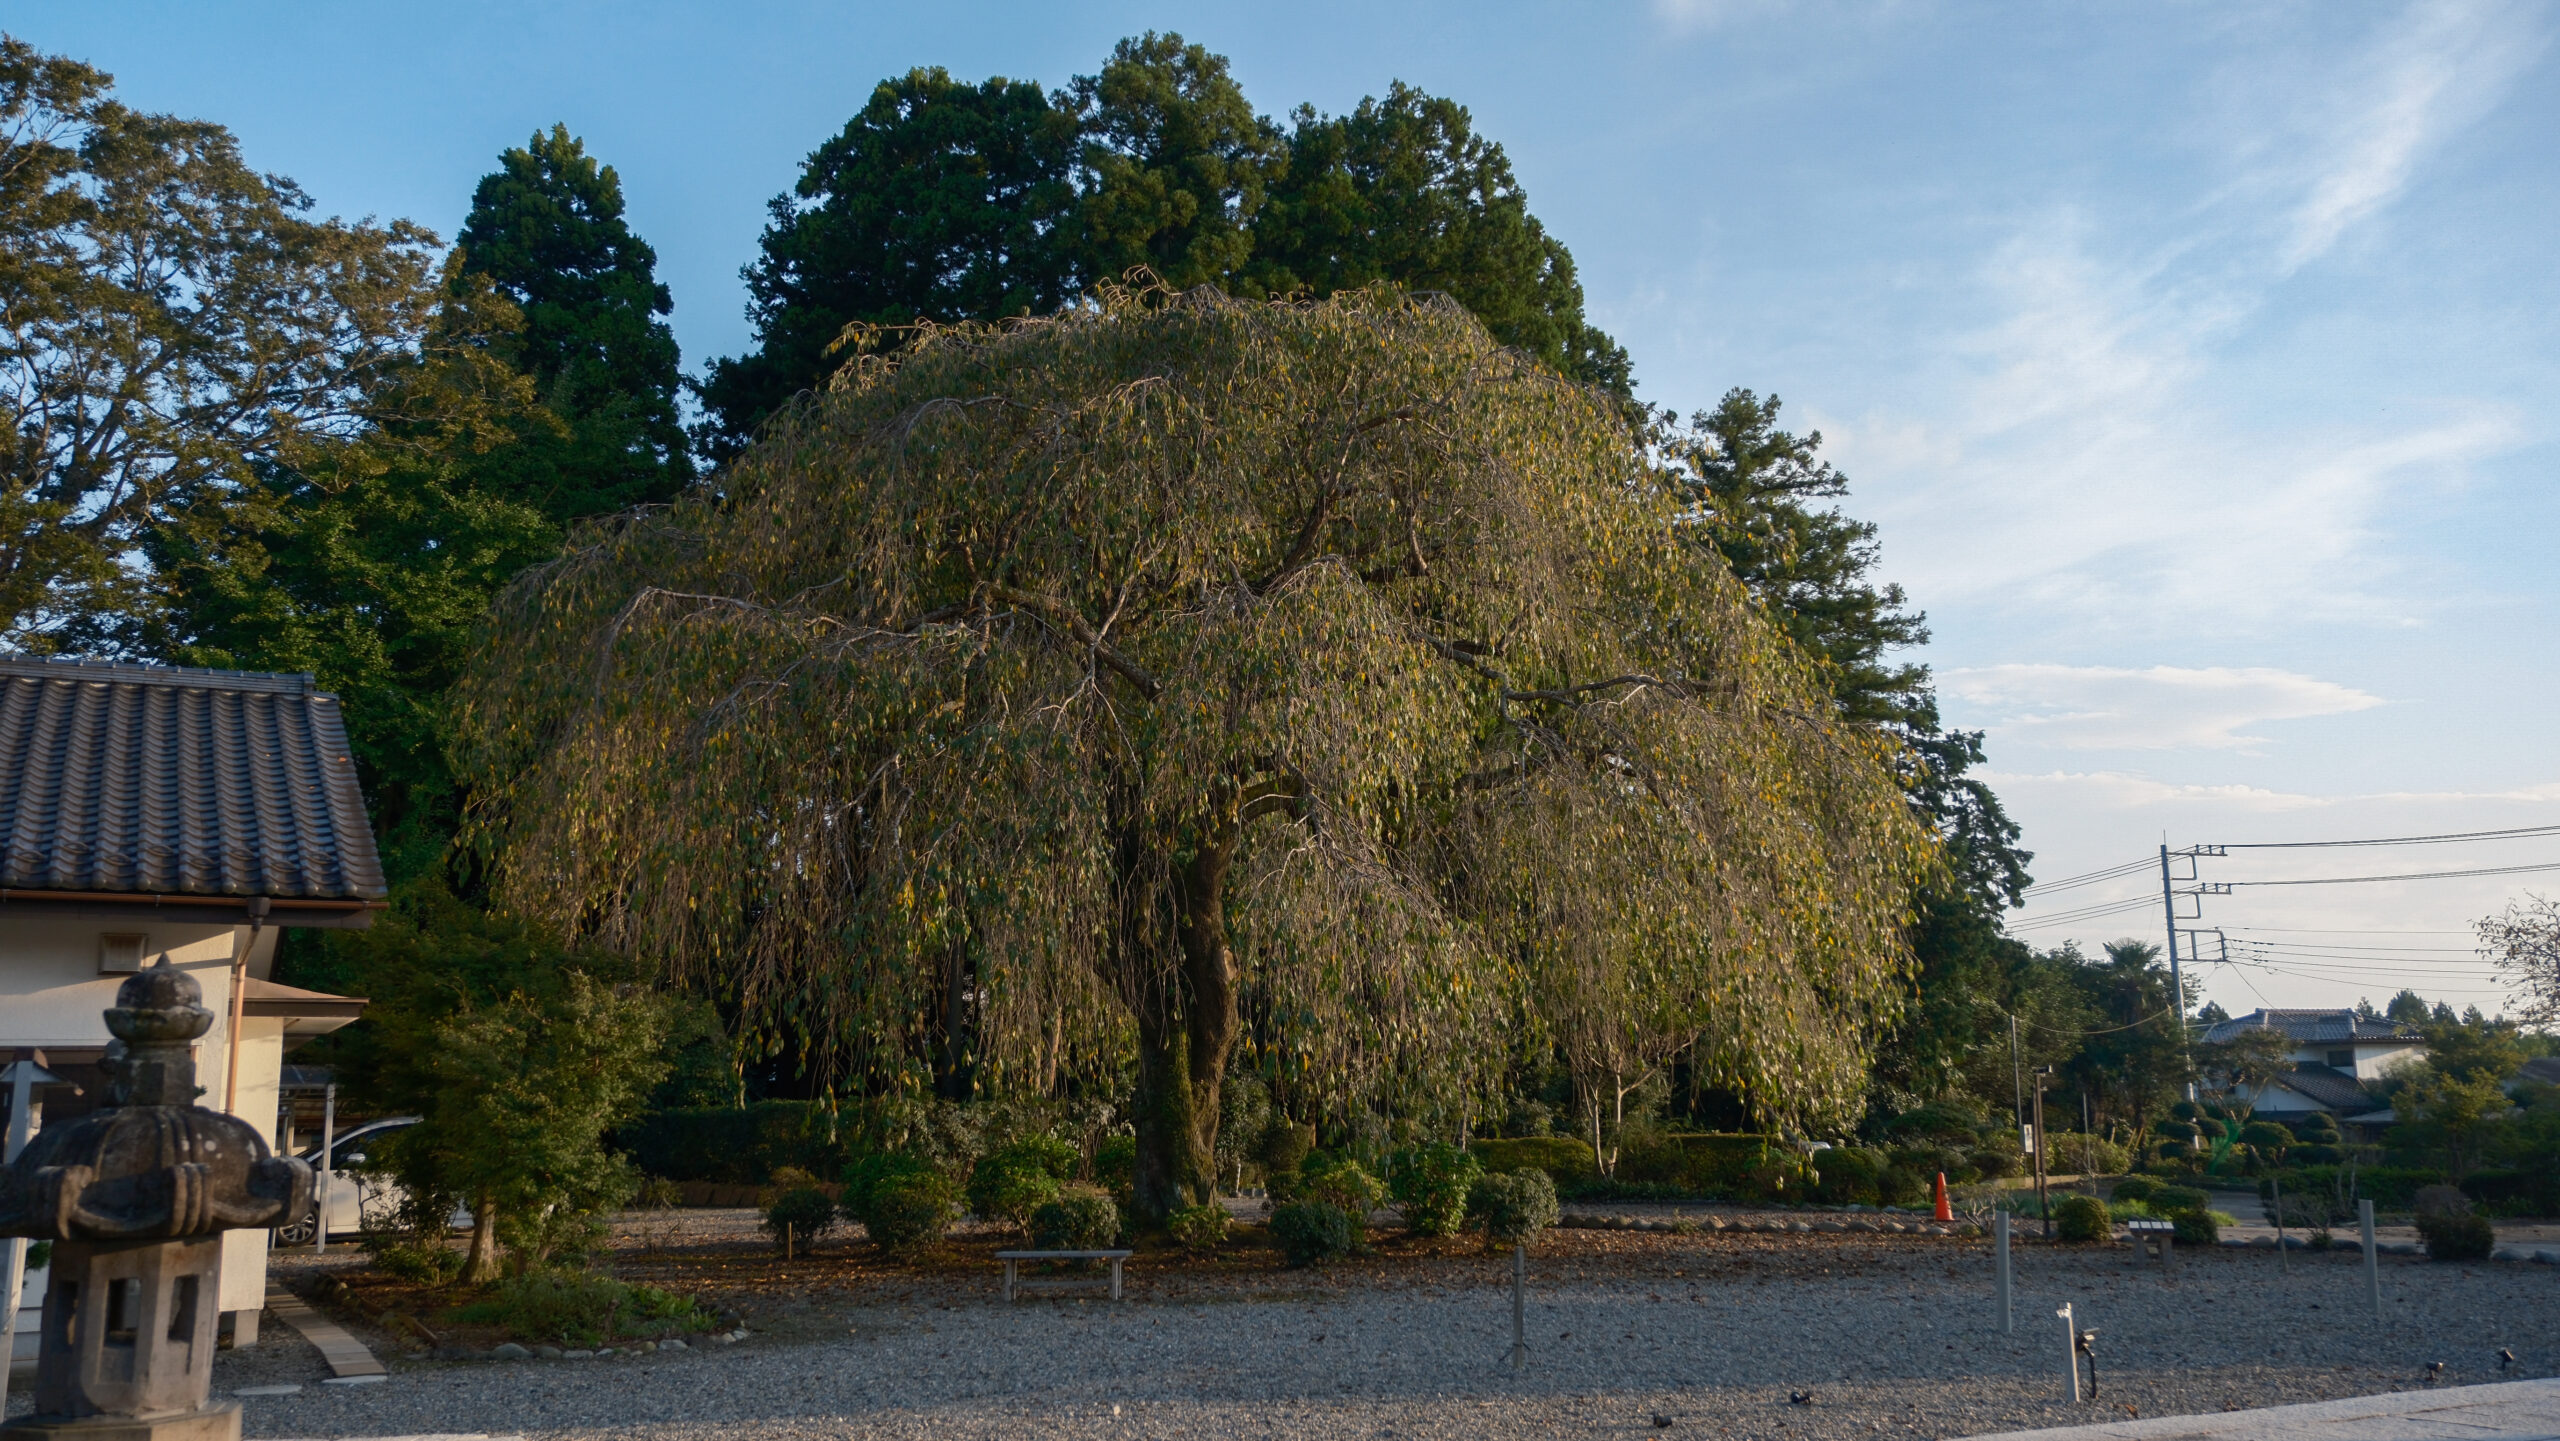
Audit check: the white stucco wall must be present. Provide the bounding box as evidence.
[0,911,283,1313]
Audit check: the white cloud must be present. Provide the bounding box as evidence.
[2279,0,2547,267]
[1942,663,2384,751]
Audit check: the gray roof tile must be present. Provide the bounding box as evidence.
[2201,1007,2425,1046]
[0,655,385,900]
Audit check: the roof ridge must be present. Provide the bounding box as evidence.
[0,653,319,696]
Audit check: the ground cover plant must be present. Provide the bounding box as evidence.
[450,1270,718,1348]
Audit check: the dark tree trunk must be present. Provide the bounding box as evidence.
[1127,828,1239,1224]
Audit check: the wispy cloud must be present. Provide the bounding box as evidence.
[2279,0,2547,268]
[1944,664,2383,751]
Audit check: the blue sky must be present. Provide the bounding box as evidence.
[18,0,2556,1014]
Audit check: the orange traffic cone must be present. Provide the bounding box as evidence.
[1933,1172,1953,1222]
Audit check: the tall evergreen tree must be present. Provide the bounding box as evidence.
[1249,82,1630,396]
[694,71,1081,460]
[1067,32,1282,291]
[455,125,690,518]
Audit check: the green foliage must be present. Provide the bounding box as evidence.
[968,1137,1077,1226]
[1068,33,1281,292]
[23,1241,51,1273]
[1470,1137,1599,1188]
[864,1171,958,1256]
[2478,897,2560,1028]
[2052,1194,2111,1243]
[2150,1184,2211,1212]
[1093,1135,1138,1209]
[1269,1200,1357,1266]
[620,1101,851,1185]
[1257,1121,1314,1199]
[2417,1197,2494,1261]
[839,1151,933,1227]
[376,968,671,1278]
[763,1187,839,1247]
[1875,1165,1925,1208]
[2168,1207,2220,1246]
[1299,1157,1386,1230]
[1809,1147,1883,1207]
[451,1270,715,1347]
[463,286,1931,1220]
[454,124,691,518]
[1969,1149,2023,1180]
[1030,1184,1122,1251]
[2110,1176,2160,1205]
[1167,1202,1229,1251]
[1388,1142,1483,1236]
[367,1238,464,1285]
[1468,1168,1561,1246]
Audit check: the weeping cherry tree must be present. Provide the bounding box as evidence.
[457,284,1932,1220]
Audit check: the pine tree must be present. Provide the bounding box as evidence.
[456,125,690,517]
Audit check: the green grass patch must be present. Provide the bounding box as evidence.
[449,1270,716,1347]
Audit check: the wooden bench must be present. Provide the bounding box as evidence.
[996,1249,1132,1301]
[2125,1218,2174,1265]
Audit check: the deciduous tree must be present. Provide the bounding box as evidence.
[460,286,1931,1221]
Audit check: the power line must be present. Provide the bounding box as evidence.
[2220,823,2560,850]
[2226,926,2473,936]
[2229,860,2560,887]
[2023,856,2156,896]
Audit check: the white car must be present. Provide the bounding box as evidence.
[269,1116,468,1243]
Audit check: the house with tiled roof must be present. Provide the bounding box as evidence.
[2200,1007,2426,1122]
[0,654,385,1353]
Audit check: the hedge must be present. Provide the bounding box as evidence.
[1471,1136,1599,1186]
[617,1102,852,1184]
[2258,1166,2447,1213]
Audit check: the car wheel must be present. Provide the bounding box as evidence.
[272,1215,316,1245]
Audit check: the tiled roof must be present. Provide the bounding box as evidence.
[2201,1008,2425,1046]
[2267,1064,2377,1113]
[0,655,385,901]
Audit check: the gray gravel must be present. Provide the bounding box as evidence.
[66,1224,2544,1441]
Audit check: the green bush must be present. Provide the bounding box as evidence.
[762,1186,839,1247]
[866,1171,958,1256]
[1257,1121,1314,1200]
[1168,1202,1229,1252]
[1300,1156,1386,1217]
[1270,1200,1357,1266]
[2054,1136,2130,1175]
[2168,1208,2219,1246]
[967,1136,1076,1227]
[1468,1168,1561,1246]
[2111,1176,2160,1205]
[1875,1164,1925,1207]
[1093,1134,1138,1208]
[1030,1183,1121,1251]
[368,1239,464,1285]
[1469,1136,1598,1187]
[1969,1149,2023,1180]
[1882,1100,1984,1142]
[451,1270,716,1346]
[1809,1147,1883,1206]
[839,1150,932,1226]
[2053,1195,2112,1243]
[1389,1142,1483,1236]
[2151,1184,2210,1212]
[2417,1211,2494,1261]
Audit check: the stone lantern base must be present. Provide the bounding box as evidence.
[0,1403,241,1441]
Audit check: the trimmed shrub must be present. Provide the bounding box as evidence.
[1389,1143,1483,1236]
[2110,1176,2160,1205]
[866,1171,958,1256]
[1258,1122,1314,1199]
[1300,1157,1387,1217]
[1882,1101,1984,1142]
[2151,1184,2210,1212]
[763,1186,839,1248]
[1270,1201,1357,1266]
[1469,1168,1561,1247]
[1469,1136,1599,1187]
[1030,1184,1121,1252]
[840,1150,932,1226]
[1168,1202,1229,1252]
[1809,1147,1883,1207]
[968,1137,1077,1227]
[2168,1208,2219,1246]
[1875,1164,1925,1208]
[2053,1195,2112,1243]
[1969,1149,2023,1180]
[2417,1210,2494,1261]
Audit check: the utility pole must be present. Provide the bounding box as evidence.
[2032,1067,2054,1239]
[2159,844,2193,1101]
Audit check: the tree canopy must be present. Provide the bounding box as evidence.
[462,286,1932,1217]
[695,35,1629,458]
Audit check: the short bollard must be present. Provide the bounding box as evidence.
[2271,1173,2288,1273]
[2056,1303,2080,1403]
[1510,1242,1527,1371]
[1994,1211,2013,1334]
[2360,1200,2380,1318]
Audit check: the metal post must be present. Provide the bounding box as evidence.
[2360,1200,2380,1318]
[2057,1302,2079,1403]
[1511,1242,1527,1371]
[313,1081,336,1253]
[1995,1210,2013,1334]
[2032,1074,2051,1239]
[221,901,269,1115]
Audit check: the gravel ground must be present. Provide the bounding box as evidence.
[14,1213,2539,1441]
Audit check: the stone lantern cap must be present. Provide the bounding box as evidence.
[0,961,312,1240]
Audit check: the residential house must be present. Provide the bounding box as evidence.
[1,655,383,1351]
[2199,1007,2426,1124]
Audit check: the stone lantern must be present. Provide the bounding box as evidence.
[0,961,315,1441]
